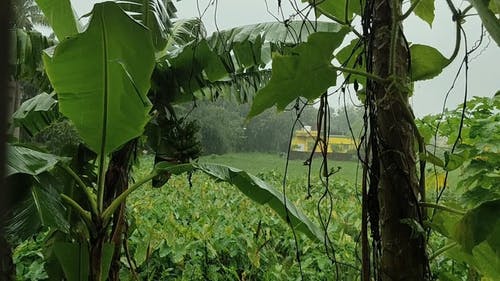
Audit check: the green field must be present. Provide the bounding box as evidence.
[199,152,362,183]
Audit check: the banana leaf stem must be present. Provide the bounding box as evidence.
[60,164,98,215]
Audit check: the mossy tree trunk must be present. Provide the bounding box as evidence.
[370,0,428,280]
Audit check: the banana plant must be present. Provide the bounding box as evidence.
[5,1,333,279]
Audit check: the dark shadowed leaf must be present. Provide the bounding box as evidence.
[6,173,69,240]
[12,92,59,136]
[454,199,500,254]
[6,144,62,177]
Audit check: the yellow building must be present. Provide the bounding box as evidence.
[290,127,357,159]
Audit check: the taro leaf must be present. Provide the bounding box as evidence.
[454,199,500,254]
[35,0,81,39]
[470,0,500,46]
[248,30,348,118]
[154,162,324,242]
[410,0,435,27]
[6,144,61,177]
[195,163,325,242]
[12,92,59,136]
[43,2,155,155]
[410,44,450,81]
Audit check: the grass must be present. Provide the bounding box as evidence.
[199,152,362,183]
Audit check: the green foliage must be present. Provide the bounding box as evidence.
[249,31,348,117]
[31,120,82,156]
[116,0,177,51]
[122,157,362,280]
[42,2,155,155]
[34,0,81,39]
[410,44,450,81]
[187,101,244,155]
[13,234,48,281]
[6,144,62,177]
[11,92,59,137]
[470,0,500,46]
[419,95,500,279]
[194,163,324,242]
[302,0,361,22]
[410,0,435,27]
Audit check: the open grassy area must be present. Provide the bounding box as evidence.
[199,152,362,183]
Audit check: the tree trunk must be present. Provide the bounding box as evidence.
[0,234,14,281]
[104,140,136,281]
[7,79,21,139]
[370,0,428,280]
[90,225,105,281]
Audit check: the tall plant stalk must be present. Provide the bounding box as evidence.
[369,0,429,279]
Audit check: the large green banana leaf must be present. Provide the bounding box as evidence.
[6,144,62,177]
[11,92,59,136]
[35,0,81,39]
[42,2,155,155]
[116,0,177,51]
[5,144,69,240]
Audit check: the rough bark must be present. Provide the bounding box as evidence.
[104,140,136,281]
[371,0,428,280]
[89,223,105,281]
[0,0,15,279]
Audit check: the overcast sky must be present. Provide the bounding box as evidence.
[69,0,499,117]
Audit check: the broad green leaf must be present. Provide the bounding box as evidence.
[43,2,155,155]
[454,199,500,254]
[410,0,435,27]
[410,44,450,81]
[53,242,114,281]
[6,144,61,177]
[470,0,500,46]
[35,0,81,39]
[490,0,500,14]
[248,31,348,118]
[54,242,89,281]
[117,0,178,51]
[335,39,365,86]
[12,92,59,136]
[444,150,467,171]
[420,151,445,167]
[207,21,344,72]
[195,163,325,243]
[446,240,500,279]
[302,0,361,22]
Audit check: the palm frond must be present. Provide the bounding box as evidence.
[6,173,69,242]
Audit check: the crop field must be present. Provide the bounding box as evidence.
[121,153,362,280]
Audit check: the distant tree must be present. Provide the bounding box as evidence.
[10,0,47,31]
